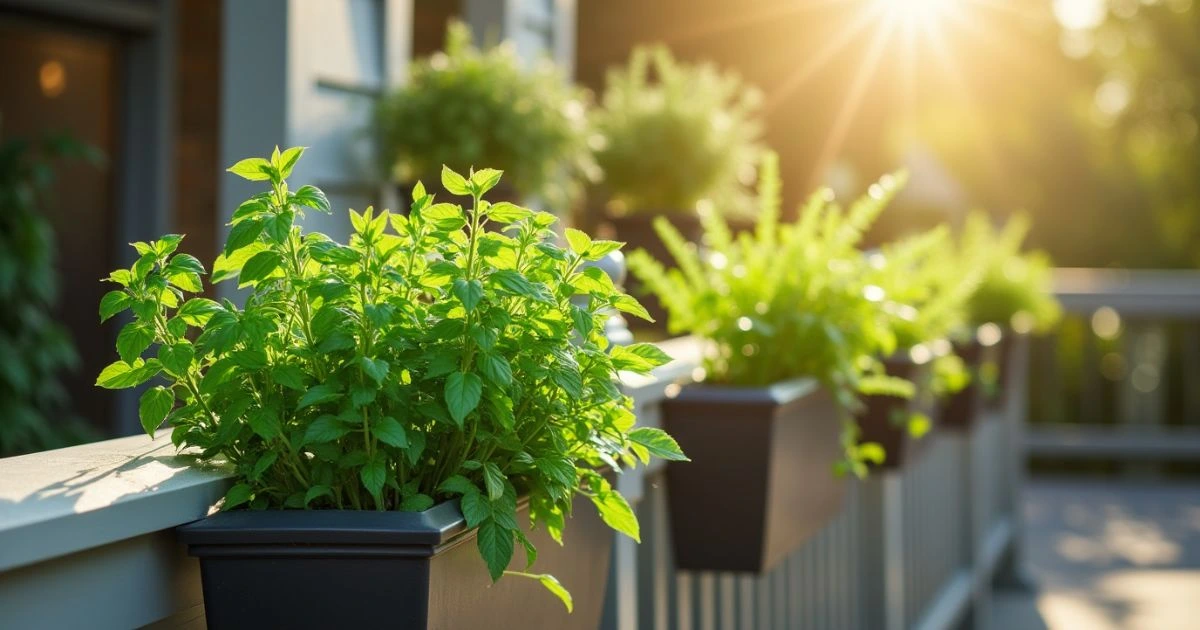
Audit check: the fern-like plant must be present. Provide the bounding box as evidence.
[962,212,1061,333]
[627,152,911,474]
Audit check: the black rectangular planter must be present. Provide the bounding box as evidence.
[939,340,986,430]
[662,379,845,573]
[177,495,611,630]
[856,357,930,470]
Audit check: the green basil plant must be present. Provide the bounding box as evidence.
[96,147,685,609]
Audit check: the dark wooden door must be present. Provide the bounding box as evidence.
[0,14,121,434]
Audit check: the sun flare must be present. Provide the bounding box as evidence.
[873,0,954,29]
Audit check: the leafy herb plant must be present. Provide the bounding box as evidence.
[593,45,762,216]
[377,21,595,208]
[96,147,685,608]
[627,152,909,475]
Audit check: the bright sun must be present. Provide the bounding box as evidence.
[873,0,955,29]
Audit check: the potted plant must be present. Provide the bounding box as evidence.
[592,45,762,324]
[859,224,982,463]
[962,212,1061,407]
[376,21,596,211]
[95,148,686,628]
[627,153,907,573]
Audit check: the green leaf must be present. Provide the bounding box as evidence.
[99,291,131,322]
[227,157,274,181]
[303,414,351,444]
[438,475,476,496]
[907,412,932,438]
[445,371,482,427]
[292,184,330,213]
[222,483,254,509]
[167,254,206,276]
[117,321,156,364]
[304,485,333,506]
[271,364,307,390]
[453,278,484,312]
[538,575,573,613]
[298,384,342,409]
[440,165,471,196]
[231,198,269,223]
[264,209,294,243]
[360,455,386,499]
[360,356,390,385]
[251,451,278,480]
[400,494,434,512]
[276,146,305,179]
[477,520,514,582]
[483,462,506,501]
[224,219,263,256]
[591,488,640,542]
[178,298,223,327]
[585,240,624,260]
[423,203,467,231]
[96,358,161,389]
[373,416,408,448]
[491,270,553,303]
[158,343,194,377]
[479,353,512,386]
[628,427,689,461]
[564,228,592,254]
[486,201,533,223]
[212,242,268,284]
[238,251,283,286]
[858,442,887,465]
[612,294,653,322]
[248,406,281,440]
[138,386,174,437]
[470,168,503,194]
[461,489,491,527]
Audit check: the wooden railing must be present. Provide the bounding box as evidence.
[0,332,1024,629]
[1026,268,1200,463]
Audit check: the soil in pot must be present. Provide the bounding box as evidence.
[178,493,611,630]
[662,379,846,573]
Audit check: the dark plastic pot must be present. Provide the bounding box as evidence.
[856,357,929,469]
[939,340,985,430]
[987,328,1018,409]
[662,379,846,573]
[605,212,701,330]
[177,496,611,630]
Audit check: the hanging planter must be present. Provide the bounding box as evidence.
[856,357,931,469]
[939,339,987,430]
[179,497,612,629]
[662,379,845,573]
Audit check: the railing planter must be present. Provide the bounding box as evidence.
[177,494,612,630]
[939,340,987,430]
[662,378,845,573]
[858,357,930,469]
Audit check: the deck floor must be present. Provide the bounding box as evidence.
[989,479,1200,630]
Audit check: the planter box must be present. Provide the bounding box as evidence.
[177,495,611,629]
[986,328,1019,410]
[856,357,930,469]
[939,340,986,430]
[662,379,845,573]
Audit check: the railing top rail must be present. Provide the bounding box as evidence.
[1054,267,1200,316]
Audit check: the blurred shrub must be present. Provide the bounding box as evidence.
[593,45,762,216]
[376,21,595,209]
[963,212,1061,332]
[0,131,98,456]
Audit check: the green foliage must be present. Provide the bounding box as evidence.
[864,225,983,351]
[97,148,685,608]
[594,45,762,215]
[627,152,909,472]
[962,212,1062,333]
[376,22,595,208]
[0,132,98,456]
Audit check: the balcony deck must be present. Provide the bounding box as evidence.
[991,479,1200,630]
